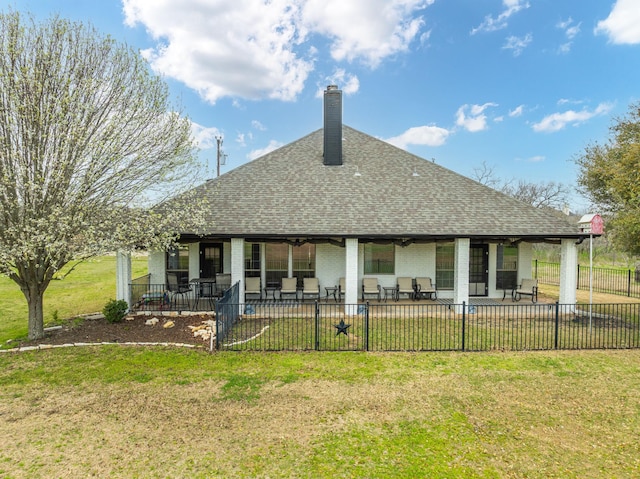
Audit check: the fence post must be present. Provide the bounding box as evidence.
[212,301,219,352]
[554,301,560,350]
[315,301,320,351]
[534,259,538,279]
[365,302,369,352]
[577,264,580,289]
[461,301,466,352]
[628,269,632,297]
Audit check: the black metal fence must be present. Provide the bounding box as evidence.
[212,301,640,352]
[534,260,640,299]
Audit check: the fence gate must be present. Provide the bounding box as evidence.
[316,303,368,351]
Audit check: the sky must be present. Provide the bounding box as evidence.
[3,0,640,211]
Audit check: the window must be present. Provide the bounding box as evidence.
[293,243,315,282]
[436,243,455,290]
[166,245,189,284]
[363,243,394,274]
[244,243,261,278]
[265,243,288,286]
[496,244,518,290]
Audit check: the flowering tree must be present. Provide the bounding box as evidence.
[0,12,205,339]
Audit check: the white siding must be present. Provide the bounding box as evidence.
[316,243,345,291]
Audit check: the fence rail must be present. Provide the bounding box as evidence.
[211,301,640,352]
[534,260,640,299]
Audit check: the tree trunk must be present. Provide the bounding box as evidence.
[24,284,45,340]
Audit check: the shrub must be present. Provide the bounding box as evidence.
[102,299,128,323]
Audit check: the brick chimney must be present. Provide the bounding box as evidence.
[323,85,342,166]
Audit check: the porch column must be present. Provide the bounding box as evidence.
[231,238,245,304]
[453,238,470,314]
[559,238,577,306]
[288,244,294,278]
[344,238,358,315]
[116,250,132,309]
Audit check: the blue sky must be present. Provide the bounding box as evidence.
[3,0,640,211]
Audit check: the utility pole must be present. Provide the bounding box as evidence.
[216,135,223,178]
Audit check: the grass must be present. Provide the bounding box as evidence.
[0,255,147,345]
[0,348,639,477]
[1,257,640,477]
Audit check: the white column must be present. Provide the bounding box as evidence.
[288,244,294,278]
[453,238,470,313]
[559,238,577,306]
[231,238,245,304]
[260,243,266,287]
[116,250,132,308]
[189,243,199,280]
[344,238,358,315]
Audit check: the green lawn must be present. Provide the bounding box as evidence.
[0,348,639,478]
[0,255,147,344]
[1,258,640,477]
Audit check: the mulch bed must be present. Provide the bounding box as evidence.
[11,313,216,349]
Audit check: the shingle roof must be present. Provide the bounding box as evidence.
[186,125,580,240]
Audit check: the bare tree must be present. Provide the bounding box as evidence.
[0,12,205,339]
[472,161,569,209]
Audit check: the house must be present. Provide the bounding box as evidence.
[117,86,586,312]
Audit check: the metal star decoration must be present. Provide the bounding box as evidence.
[334,319,351,336]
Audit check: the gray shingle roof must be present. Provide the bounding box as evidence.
[187,125,580,240]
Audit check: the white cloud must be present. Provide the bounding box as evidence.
[303,0,433,68]
[316,69,360,97]
[190,122,222,149]
[502,33,532,56]
[471,0,530,35]
[455,103,498,132]
[595,0,640,44]
[123,0,430,104]
[251,120,266,131]
[385,125,451,149]
[556,18,581,53]
[509,105,524,117]
[248,140,284,160]
[532,103,614,133]
[514,155,545,163]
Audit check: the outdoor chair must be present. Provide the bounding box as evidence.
[214,273,231,298]
[396,277,415,301]
[166,273,192,308]
[512,278,538,303]
[415,277,437,300]
[280,277,299,301]
[338,277,345,301]
[245,277,262,301]
[362,278,381,301]
[301,277,320,301]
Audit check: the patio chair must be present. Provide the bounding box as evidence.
[396,277,414,301]
[166,273,192,308]
[301,277,320,301]
[338,277,345,301]
[214,273,231,298]
[245,277,262,301]
[280,277,299,301]
[415,277,437,300]
[512,278,538,303]
[362,277,381,301]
